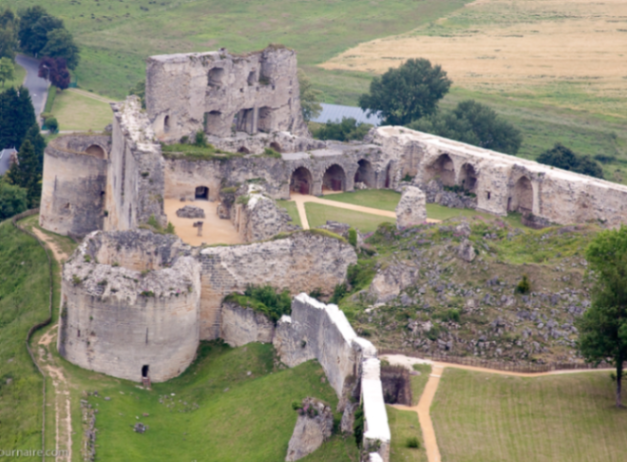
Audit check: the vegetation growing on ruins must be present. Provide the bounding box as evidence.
[160,142,240,161]
[432,368,627,461]
[225,285,291,323]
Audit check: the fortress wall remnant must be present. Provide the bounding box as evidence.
[372,126,627,227]
[39,135,110,238]
[219,301,275,347]
[58,230,200,383]
[146,45,309,142]
[104,97,167,232]
[197,232,357,340]
[273,294,390,462]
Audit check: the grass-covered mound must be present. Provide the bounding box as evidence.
[0,220,50,452]
[85,341,358,461]
[432,368,627,462]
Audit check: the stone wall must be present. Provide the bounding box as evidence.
[272,294,390,462]
[219,301,275,347]
[371,126,627,227]
[198,232,357,340]
[58,230,200,383]
[39,135,110,238]
[146,45,309,142]
[104,97,167,232]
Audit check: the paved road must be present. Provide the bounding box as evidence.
[0,148,15,176]
[15,54,50,118]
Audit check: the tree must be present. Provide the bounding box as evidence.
[313,117,372,141]
[0,56,14,86]
[0,86,36,150]
[7,138,42,208]
[39,57,70,90]
[23,123,46,167]
[297,69,321,122]
[18,6,63,56]
[537,143,604,179]
[359,58,452,126]
[0,177,27,220]
[0,26,16,61]
[577,226,627,407]
[129,80,146,109]
[40,28,79,70]
[409,100,523,155]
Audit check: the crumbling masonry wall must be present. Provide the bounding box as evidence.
[146,46,309,142]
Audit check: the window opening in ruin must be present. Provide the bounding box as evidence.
[85,144,106,159]
[269,142,282,153]
[384,163,392,188]
[459,163,478,193]
[237,146,250,154]
[425,154,455,186]
[247,71,256,86]
[235,108,255,134]
[164,115,171,133]
[290,167,313,196]
[205,111,222,136]
[487,191,491,200]
[355,159,375,188]
[257,106,272,133]
[64,203,71,209]
[195,186,209,200]
[77,329,80,338]
[322,164,347,192]
[208,67,224,87]
[142,365,149,378]
[509,176,534,213]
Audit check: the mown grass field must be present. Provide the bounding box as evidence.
[276,200,302,228]
[51,89,113,132]
[432,368,627,462]
[305,202,394,233]
[322,190,401,212]
[0,220,50,455]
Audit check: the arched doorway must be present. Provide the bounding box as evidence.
[164,115,171,133]
[459,163,478,193]
[269,142,282,153]
[85,144,106,159]
[323,164,346,192]
[290,167,313,195]
[384,163,393,188]
[354,159,375,188]
[508,176,533,213]
[425,154,455,186]
[195,186,209,200]
[237,146,250,154]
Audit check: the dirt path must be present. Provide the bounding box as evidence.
[288,193,439,230]
[385,354,610,462]
[31,227,68,264]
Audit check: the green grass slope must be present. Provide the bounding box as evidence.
[0,220,50,454]
[432,368,627,462]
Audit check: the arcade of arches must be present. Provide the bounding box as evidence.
[459,163,478,193]
[290,167,313,195]
[323,164,347,192]
[508,176,534,213]
[426,154,455,186]
[355,159,375,188]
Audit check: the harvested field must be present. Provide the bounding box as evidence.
[321,0,627,118]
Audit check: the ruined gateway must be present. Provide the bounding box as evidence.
[39,45,627,462]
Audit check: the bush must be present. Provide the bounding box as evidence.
[537,143,604,179]
[263,147,281,158]
[225,285,292,323]
[353,405,364,447]
[406,437,420,449]
[347,228,357,247]
[308,288,323,299]
[330,283,347,304]
[46,117,58,133]
[194,130,207,147]
[346,259,376,292]
[515,274,531,294]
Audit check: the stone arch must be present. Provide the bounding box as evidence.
[164,115,171,133]
[425,154,456,186]
[205,111,222,136]
[85,144,106,159]
[258,106,273,132]
[269,142,282,153]
[508,176,534,213]
[208,67,224,87]
[290,167,313,195]
[459,163,478,193]
[195,186,209,200]
[247,71,256,86]
[384,162,393,188]
[355,159,375,188]
[323,164,347,192]
[237,146,250,154]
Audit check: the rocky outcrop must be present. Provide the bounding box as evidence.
[457,239,476,262]
[369,263,420,303]
[396,185,427,229]
[219,301,274,347]
[176,205,205,219]
[285,398,333,461]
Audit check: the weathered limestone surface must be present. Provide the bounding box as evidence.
[395,185,426,229]
[198,233,357,340]
[58,230,200,383]
[146,46,309,142]
[219,301,274,347]
[361,358,391,462]
[176,205,205,219]
[207,130,324,156]
[369,263,419,304]
[39,135,110,238]
[286,398,334,462]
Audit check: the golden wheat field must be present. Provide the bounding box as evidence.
[321,0,627,117]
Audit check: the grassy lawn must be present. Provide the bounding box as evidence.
[432,368,627,462]
[0,220,50,454]
[2,61,26,89]
[388,406,427,462]
[305,202,394,233]
[276,200,302,228]
[51,89,113,132]
[322,189,401,212]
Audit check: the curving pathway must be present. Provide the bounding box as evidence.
[15,55,49,118]
[384,354,611,462]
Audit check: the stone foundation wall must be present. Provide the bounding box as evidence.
[219,301,275,347]
[198,232,357,340]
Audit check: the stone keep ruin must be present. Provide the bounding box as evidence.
[39,45,627,462]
